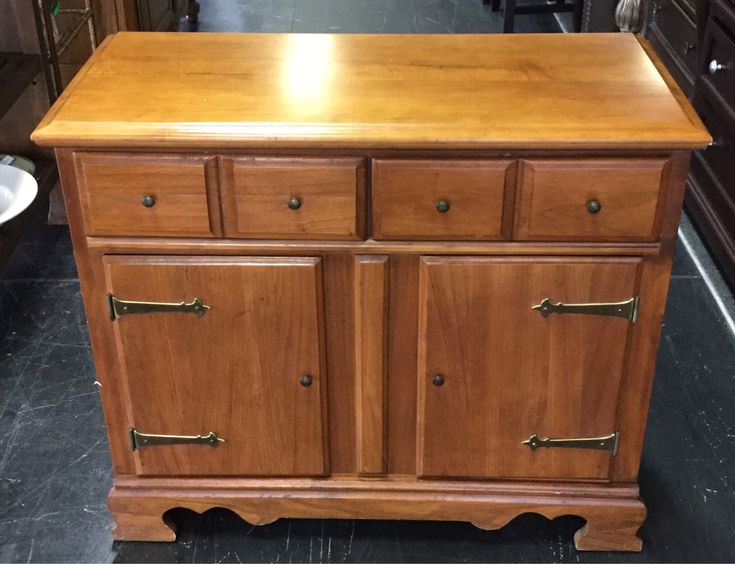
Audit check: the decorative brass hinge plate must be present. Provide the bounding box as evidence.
[108,294,211,321]
[533,296,639,322]
[522,432,619,454]
[129,429,225,451]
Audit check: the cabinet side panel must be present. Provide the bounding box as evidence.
[611,256,673,481]
[56,149,136,474]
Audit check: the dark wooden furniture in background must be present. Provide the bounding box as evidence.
[32,32,709,552]
[646,0,735,288]
[0,0,59,268]
[689,0,735,287]
[484,0,583,32]
[646,0,699,97]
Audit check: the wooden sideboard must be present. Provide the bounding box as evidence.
[32,32,710,552]
[645,0,735,288]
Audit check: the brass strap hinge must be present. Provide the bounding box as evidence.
[108,294,211,321]
[533,296,639,322]
[129,429,224,451]
[522,432,619,454]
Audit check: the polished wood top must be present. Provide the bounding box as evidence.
[32,32,710,150]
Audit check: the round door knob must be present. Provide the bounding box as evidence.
[709,59,726,75]
[300,374,313,387]
[432,374,445,387]
[141,194,156,208]
[435,200,450,213]
[287,197,302,210]
[586,199,602,214]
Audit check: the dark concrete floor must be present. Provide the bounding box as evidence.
[2,1,735,562]
[2,208,734,563]
[179,0,561,34]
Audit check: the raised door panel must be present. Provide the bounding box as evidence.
[417,257,641,480]
[104,256,327,476]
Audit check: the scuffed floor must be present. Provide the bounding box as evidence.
[1,215,734,562]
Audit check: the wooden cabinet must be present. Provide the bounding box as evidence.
[646,0,735,289]
[646,0,699,96]
[32,33,709,551]
[686,0,735,287]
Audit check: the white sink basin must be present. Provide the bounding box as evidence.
[0,164,38,226]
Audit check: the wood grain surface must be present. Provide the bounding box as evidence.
[417,257,641,480]
[32,32,710,150]
[103,255,328,477]
[372,159,514,240]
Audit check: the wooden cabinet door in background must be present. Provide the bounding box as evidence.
[103,255,328,477]
[417,257,642,481]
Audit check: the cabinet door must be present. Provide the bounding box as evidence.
[104,256,327,476]
[417,257,641,480]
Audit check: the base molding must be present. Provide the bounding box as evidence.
[108,477,645,551]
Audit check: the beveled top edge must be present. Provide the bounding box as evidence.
[32,32,712,150]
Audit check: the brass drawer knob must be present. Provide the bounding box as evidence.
[300,374,313,387]
[141,194,156,208]
[287,196,302,210]
[586,199,602,214]
[432,374,445,386]
[435,200,450,213]
[436,200,449,213]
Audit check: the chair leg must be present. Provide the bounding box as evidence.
[502,0,516,32]
[573,0,584,31]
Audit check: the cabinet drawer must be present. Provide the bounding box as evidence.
[222,157,365,239]
[650,0,698,77]
[76,153,214,237]
[694,90,735,194]
[514,159,668,241]
[372,159,513,240]
[700,11,735,112]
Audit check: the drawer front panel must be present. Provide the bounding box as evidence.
[372,159,513,240]
[223,157,365,239]
[694,91,735,197]
[514,159,668,241]
[647,26,694,96]
[651,0,698,76]
[700,10,735,112]
[104,256,328,477]
[76,153,214,237]
[417,257,641,480]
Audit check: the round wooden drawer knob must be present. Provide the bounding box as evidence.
[435,200,450,213]
[586,199,602,214]
[432,374,445,386]
[288,197,302,210]
[300,374,313,387]
[141,194,156,208]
